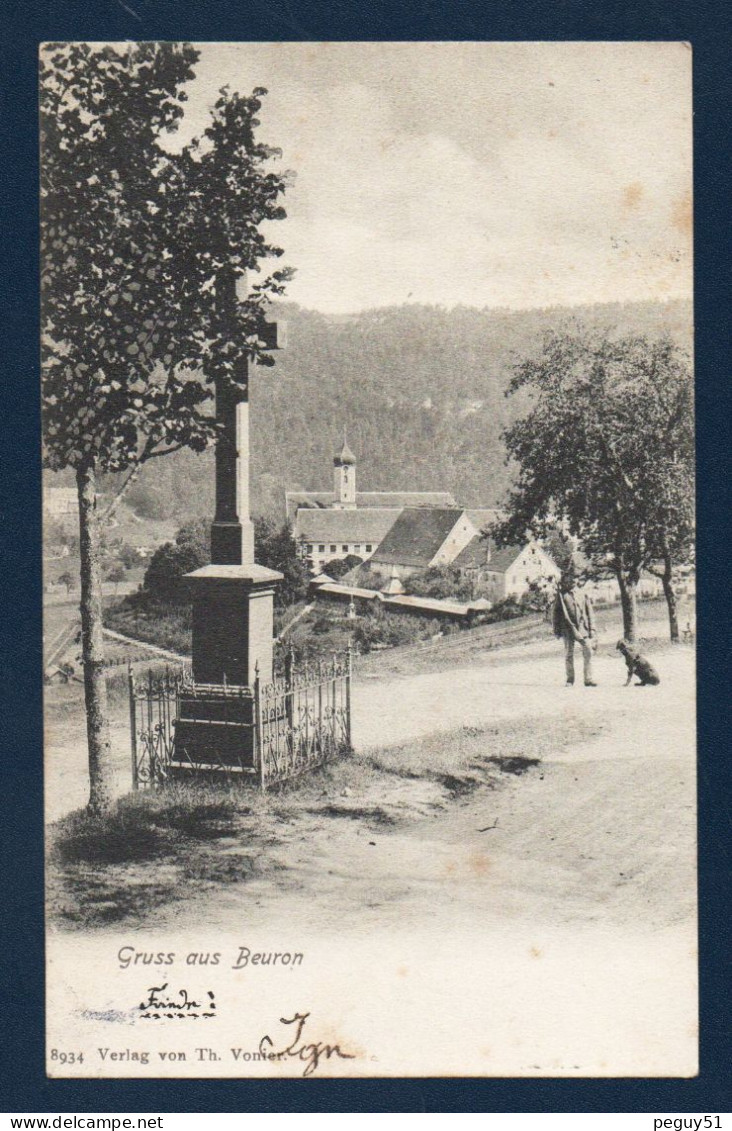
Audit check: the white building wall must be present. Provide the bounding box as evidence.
[301,540,379,573]
[504,544,561,599]
[432,516,479,567]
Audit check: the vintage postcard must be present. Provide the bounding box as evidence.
[42,41,695,1078]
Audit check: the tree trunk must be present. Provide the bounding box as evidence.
[76,461,114,814]
[661,550,679,643]
[616,570,638,642]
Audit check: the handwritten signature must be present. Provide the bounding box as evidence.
[258,1012,356,1077]
[138,983,216,1020]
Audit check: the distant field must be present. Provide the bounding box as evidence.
[43,600,78,646]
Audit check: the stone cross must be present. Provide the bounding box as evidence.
[210,267,282,566]
[183,266,284,691]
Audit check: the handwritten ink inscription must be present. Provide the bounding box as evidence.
[138,984,217,1020]
[249,1011,356,1077]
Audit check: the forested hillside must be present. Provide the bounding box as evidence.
[50,299,692,524]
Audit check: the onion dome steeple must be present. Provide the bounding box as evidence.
[334,434,356,467]
[333,431,357,508]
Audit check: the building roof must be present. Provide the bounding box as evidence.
[483,542,524,573]
[286,490,457,522]
[314,582,381,601]
[334,439,356,466]
[371,508,468,568]
[383,593,473,617]
[452,534,491,570]
[295,507,401,544]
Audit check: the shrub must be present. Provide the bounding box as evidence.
[353,608,447,652]
[142,517,209,604]
[486,595,527,622]
[324,554,364,580]
[403,565,473,602]
[351,564,385,591]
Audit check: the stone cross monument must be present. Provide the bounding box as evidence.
[184,268,284,688]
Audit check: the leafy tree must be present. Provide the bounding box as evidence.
[57,571,75,595]
[323,554,363,580]
[644,426,695,642]
[142,517,210,604]
[254,517,308,608]
[41,43,291,811]
[496,330,693,641]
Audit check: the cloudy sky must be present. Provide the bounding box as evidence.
[178,42,692,314]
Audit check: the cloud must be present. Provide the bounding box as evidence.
[187,43,692,312]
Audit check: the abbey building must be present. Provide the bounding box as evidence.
[286,441,457,573]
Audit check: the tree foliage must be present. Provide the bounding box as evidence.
[323,554,364,581]
[141,516,307,609]
[254,517,308,608]
[142,517,210,603]
[496,329,694,639]
[40,42,292,811]
[402,564,474,602]
[41,42,291,478]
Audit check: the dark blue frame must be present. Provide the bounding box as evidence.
[3,0,730,1113]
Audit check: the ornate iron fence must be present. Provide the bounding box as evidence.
[255,649,352,789]
[128,650,352,791]
[128,665,192,788]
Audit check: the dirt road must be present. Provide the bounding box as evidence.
[154,639,694,938]
[47,634,697,1076]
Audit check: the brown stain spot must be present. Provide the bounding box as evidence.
[529,945,542,959]
[548,129,557,139]
[622,182,644,211]
[469,850,491,876]
[672,190,693,237]
[396,966,409,978]
[443,860,458,877]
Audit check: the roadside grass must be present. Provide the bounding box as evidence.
[47,711,599,931]
[104,596,192,656]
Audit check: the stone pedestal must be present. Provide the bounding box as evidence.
[185,563,283,687]
[172,563,282,775]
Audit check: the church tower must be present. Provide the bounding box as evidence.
[333,436,357,509]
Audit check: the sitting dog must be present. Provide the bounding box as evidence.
[616,639,660,686]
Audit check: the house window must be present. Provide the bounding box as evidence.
[342,544,348,552]
[318,545,325,553]
[366,544,372,552]
[330,544,336,553]
[308,543,314,552]
[354,544,361,552]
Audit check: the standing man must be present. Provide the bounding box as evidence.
[552,565,598,687]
